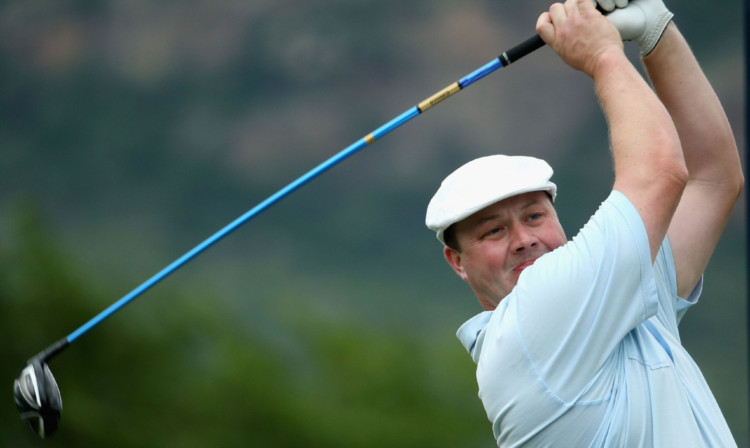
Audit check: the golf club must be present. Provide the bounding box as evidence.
[14,33,546,438]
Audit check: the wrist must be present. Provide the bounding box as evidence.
[590,45,628,80]
[636,9,673,55]
[641,21,677,61]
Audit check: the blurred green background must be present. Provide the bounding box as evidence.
[1,0,746,446]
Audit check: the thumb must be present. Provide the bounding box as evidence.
[606,6,646,41]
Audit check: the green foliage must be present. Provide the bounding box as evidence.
[0,207,493,447]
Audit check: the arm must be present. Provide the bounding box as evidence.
[537,0,687,260]
[642,24,744,298]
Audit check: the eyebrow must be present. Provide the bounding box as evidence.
[476,199,541,223]
[474,213,502,226]
[521,199,541,209]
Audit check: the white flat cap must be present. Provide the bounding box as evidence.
[425,155,557,244]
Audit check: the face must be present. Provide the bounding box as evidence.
[443,191,567,310]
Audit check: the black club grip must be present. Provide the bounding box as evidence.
[501,34,546,65]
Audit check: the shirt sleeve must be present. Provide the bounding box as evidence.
[507,190,659,402]
[652,237,703,333]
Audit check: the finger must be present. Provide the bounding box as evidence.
[614,0,629,8]
[549,3,567,24]
[564,0,580,16]
[575,0,596,14]
[596,0,615,12]
[536,12,556,44]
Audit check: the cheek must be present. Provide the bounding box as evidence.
[465,246,509,274]
[540,224,567,248]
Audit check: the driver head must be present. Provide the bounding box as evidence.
[13,357,62,438]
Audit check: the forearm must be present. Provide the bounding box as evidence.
[594,48,686,258]
[596,49,682,180]
[643,23,743,191]
[536,0,687,259]
[642,23,742,296]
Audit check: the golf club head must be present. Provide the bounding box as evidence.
[13,357,62,438]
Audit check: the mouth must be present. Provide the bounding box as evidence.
[513,258,536,274]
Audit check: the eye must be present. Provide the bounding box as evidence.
[527,211,545,223]
[482,226,505,239]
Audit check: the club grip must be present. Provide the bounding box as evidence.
[501,34,545,65]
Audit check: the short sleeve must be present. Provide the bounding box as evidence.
[652,237,703,334]
[508,191,659,401]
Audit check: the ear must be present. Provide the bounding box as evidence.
[443,246,469,282]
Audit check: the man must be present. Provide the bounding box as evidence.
[425,0,744,446]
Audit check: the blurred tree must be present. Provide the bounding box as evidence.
[0,205,495,447]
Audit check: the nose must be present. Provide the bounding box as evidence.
[512,225,537,253]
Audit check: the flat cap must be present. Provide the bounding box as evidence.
[426,155,557,244]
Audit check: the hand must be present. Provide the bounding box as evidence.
[604,0,674,55]
[595,0,629,13]
[537,0,624,77]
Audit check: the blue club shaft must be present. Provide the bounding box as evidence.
[64,34,545,346]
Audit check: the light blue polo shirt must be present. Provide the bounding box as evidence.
[457,191,735,447]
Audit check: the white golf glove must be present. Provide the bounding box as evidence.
[599,0,674,56]
[596,0,629,13]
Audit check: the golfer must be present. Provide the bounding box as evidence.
[425,0,743,446]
